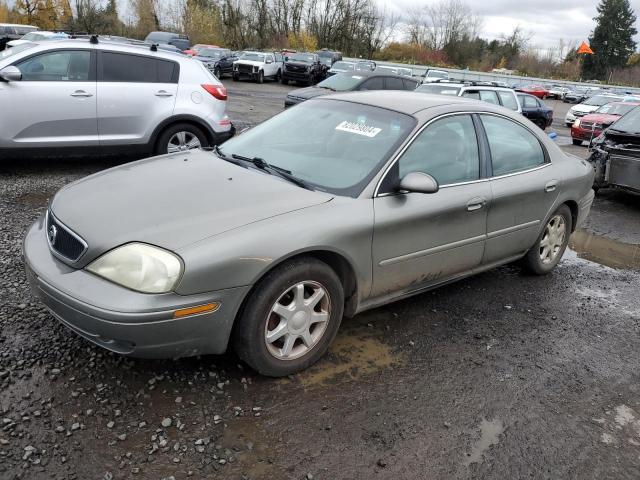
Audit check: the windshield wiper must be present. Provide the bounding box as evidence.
[318,86,336,91]
[230,153,314,191]
[213,145,246,167]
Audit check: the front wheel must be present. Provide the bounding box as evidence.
[257,70,264,84]
[232,73,239,81]
[521,205,572,275]
[214,66,222,78]
[572,139,582,146]
[275,69,281,81]
[281,77,288,85]
[233,257,344,377]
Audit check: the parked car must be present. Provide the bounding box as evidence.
[416,82,522,114]
[588,106,640,193]
[183,43,219,56]
[516,85,549,99]
[564,94,623,127]
[23,91,595,376]
[563,87,599,103]
[0,37,233,157]
[315,48,342,66]
[6,30,68,48]
[282,52,324,85]
[517,93,553,130]
[548,85,570,99]
[284,71,419,107]
[570,102,640,145]
[376,65,413,77]
[195,47,237,79]
[233,51,283,83]
[0,23,38,51]
[326,60,355,77]
[422,68,449,83]
[355,59,376,71]
[144,31,190,51]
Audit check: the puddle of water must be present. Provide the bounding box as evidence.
[569,229,640,270]
[464,418,504,466]
[294,330,404,388]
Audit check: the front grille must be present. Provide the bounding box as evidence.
[574,111,587,117]
[286,65,307,73]
[46,211,87,262]
[237,64,253,74]
[580,121,593,129]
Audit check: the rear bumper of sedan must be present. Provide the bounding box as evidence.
[23,218,249,359]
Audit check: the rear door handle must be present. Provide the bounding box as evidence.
[155,90,174,97]
[545,181,558,193]
[70,90,93,97]
[467,197,486,211]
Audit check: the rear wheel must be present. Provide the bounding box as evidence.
[521,205,572,275]
[572,139,582,146]
[156,123,207,155]
[233,257,344,377]
[534,119,546,130]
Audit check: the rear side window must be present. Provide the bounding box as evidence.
[101,52,178,83]
[479,90,499,105]
[498,91,519,111]
[403,79,418,90]
[385,77,404,90]
[481,115,545,176]
[359,77,384,90]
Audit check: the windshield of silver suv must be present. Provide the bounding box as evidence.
[216,99,415,196]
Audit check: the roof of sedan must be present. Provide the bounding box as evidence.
[320,90,482,115]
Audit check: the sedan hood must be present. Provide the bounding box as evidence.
[580,113,620,124]
[572,104,599,114]
[287,86,332,100]
[50,151,333,266]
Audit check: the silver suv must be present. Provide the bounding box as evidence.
[0,38,234,157]
[416,81,522,114]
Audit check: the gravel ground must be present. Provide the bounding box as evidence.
[1,81,639,480]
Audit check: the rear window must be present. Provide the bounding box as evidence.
[498,91,519,111]
[101,52,178,83]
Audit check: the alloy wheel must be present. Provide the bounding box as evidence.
[264,281,331,360]
[167,131,201,153]
[539,214,566,264]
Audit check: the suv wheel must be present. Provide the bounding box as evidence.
[233,257,344,377]
[214,66,222,78]
[257,70,264,84]
[275,69,281,81]
[156,123,207,155]
[281,77,288,85]
[521,205,572,275]
[232,73,239,81]
[572,139,582,146]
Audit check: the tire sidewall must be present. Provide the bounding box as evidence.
[234,258,344,377]
[155,123,207,155]
[524,205,573,275]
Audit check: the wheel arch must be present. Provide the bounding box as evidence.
[151,115,217,150]
[563,200,579,232]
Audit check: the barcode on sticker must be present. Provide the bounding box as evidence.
[335,121,382,138]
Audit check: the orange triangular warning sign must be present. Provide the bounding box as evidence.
[578,42,594,54]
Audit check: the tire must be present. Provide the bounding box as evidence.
[534,119,546,130]
[233,257,344,377]
[521,205,572,275]
[572,139,582,146]
[275,69,281,81]
[155,123,208,155]
[232,73,239,81]
[281,77,288,85]
[257,70,264,84]
[565,123,573,128]
[214,66,221,79]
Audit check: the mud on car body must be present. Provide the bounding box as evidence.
[588,105,640,194]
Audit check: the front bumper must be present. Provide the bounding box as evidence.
[283,71,313,82]
[565,111,577,124]
[571,126,602,142]
[23,217,250,358]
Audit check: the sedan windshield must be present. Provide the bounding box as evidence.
[290,53,314,63]
[0,43,35,60]
[316,73,365,91]
[240,52,265,62]
[596,103,637,116]
[584,95,621,106]
[216,99,416,197]
[416,84,462,95]
[607,106,640,134]
[331,61,354,71]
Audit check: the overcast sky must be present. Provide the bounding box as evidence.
[385,0,640,51]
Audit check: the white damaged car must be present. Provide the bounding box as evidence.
[232,51,283,83]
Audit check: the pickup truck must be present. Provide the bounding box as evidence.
[282,52,324,85]
[232,51,284,83]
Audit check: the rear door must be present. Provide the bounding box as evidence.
[96,51,179,146]
[0,48,97,148]
[480,114,560,264]
[372,114,491,298]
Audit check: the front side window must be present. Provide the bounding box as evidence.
[17,50,90,81]
[217,99,416,197]
[481,115,545,176]
[398,114,480,186]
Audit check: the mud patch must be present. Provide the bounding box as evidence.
[16,191,54,207]
[570,229,640,270]
[294,329,404,388]
[464,418,504,466]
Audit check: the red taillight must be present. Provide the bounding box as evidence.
[201,84,227,101]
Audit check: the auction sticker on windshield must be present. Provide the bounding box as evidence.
[335,121,382,138]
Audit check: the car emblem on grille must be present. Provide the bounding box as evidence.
[48,224,58,245]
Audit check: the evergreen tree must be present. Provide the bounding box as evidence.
[582,0,637,80]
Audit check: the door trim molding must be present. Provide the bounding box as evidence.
[379,233,486,266]
[487,220,540,239]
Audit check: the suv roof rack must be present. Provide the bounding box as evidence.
[89,34,99,44]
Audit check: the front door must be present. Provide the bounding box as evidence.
[0,49,97,148]
[371,114,491,299]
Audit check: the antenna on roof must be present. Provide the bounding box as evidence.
[89,35,98,44]
[150,43,158,52]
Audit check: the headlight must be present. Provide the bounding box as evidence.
[87,243,182,293]
[573,119,581,128]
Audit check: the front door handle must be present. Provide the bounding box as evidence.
[545,181,558,193]
[155,90,174,97]
[70,90,93,97]
[467,197,486,211]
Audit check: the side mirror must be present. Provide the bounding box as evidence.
[0,66,22,82]
[284,56,289,61]
[398,172,439,194]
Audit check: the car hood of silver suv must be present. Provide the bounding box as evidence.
[49,150,333,267]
